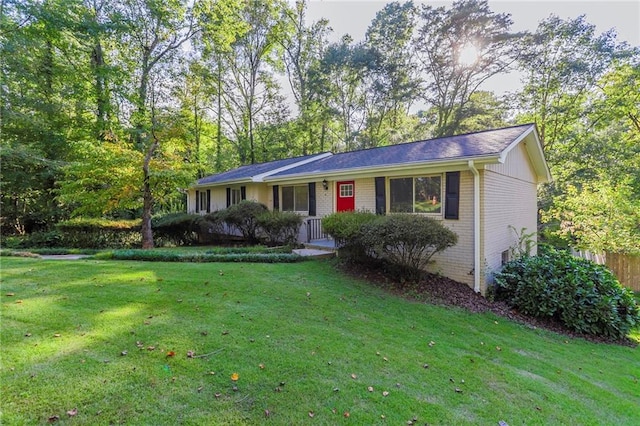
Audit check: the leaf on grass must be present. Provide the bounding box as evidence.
[187,350,195,358]
[215,392,221,398]
[428,341,435,347]
[455,388,463,393]
[66,408,77,417]
[382,391,389,397]
[197,386,203,393]
[53,334,61,338]
[230,372,239,381]
[6,293,15,296]
[166,351,176,358]
[350,373,357,379]
[264,409,271,418]
[258,363,265,369]
[25,333,32,337]
[147,346,156,351]
[308,411,314,418]
[496,346,502,351]
[343,411,350,418]
[121,351,128,356]
[368,386,374,392]
[47,415,60,423]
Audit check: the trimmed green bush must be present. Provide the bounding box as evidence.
[56,218,141,248]
[494,246,640,339]
[322,211,378,262]
[257,210,303,246]
[152,213,206,246]
[95,249,303,263]
[218,201,268,243]
[361,215,458,281]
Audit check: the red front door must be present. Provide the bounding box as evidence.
[336,181,355,212]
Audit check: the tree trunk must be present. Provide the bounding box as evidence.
[141,135,159,249]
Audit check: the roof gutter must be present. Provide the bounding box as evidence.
[468,160,481,293]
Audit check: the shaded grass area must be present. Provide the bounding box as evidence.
[1,258,639,425]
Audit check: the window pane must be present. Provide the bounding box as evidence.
[389,178,413,213]
[282,186,294,211]
[231,189,241,205]
[340,184,353,197]
[294,186,309,211]
[415,176,441,213]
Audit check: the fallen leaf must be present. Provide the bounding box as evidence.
[455,388,463,393]
[230,372,239,381]
[215,393,221,398]
[201,331,208,336]
[47,415,60,423]
[274,387,281,392]
[308,411,315,418]
[350,373,357,379]
[66,408,78,417]
[208,371,215,375]
[381,414,386,419]
[367,386,374,392]
[259,363,265,369]
[187,350,195,358]
[496,346,502,351]
[6,293,15,297]
[343,411,350,418]
[25,333,32,337]
[382,391,389,396]
[197,386,203,393]
[383,356,388,362]
[147,346,156,351]
[428,341,435,347]
[166,351,176,357]
[53,334,61,338]
[16,300,23,304]
[222,330,229,335]
[264,409,271,418]
[120,351,128,356]
[423,364,429,369]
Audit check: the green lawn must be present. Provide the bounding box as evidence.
[1,257,639,425]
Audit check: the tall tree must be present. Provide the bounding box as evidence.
[515,14,620,160]
[281,0,332,154]
[414,0,521,137]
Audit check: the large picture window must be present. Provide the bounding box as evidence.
[389,175,441,214]
[282,185,309,212]
[230,188,242,205]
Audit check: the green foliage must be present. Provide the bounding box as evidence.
[361,215,458,281]
[218,200,269,243]
[56,218,142,249]
[494,246,640,339]
[322,211,377,261]
[256,210,303,246]
[95,249,302,263]
[151,213,207,246]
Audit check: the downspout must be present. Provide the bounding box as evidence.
[468,160,481,293]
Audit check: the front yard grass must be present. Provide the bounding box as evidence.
[1,257,638,425]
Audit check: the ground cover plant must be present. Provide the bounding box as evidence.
[2,258,639,425]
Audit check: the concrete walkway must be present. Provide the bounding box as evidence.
[292,248,335,259]
[40,254,91,260]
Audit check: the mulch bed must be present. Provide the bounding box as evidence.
[339,262,637,347]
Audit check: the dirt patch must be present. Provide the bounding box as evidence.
[340,262,637,347]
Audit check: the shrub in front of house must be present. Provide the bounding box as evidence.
[257,210,303,246]
[56,218,142,248]
[322,211,378,262]
[152,213,206,246]
[218,200,268,243]
[493,246,640,339]
[360,215,458,281]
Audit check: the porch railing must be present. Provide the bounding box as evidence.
[306,218,326,242]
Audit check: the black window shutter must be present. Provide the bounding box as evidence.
[195,190,200,213]
[375,177,386,215]
[273,185,279,211]
[240,186,246,200]
[206,189,211,213]
[226,188,231,208]
[445,171,460,220]
[308,182,316,216]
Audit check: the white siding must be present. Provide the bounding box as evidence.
[430,171,474,287]
[354,178,376,213]
[480,142,539,294]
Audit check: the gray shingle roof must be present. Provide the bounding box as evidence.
[270,124,535,178]
[196,153,327,185]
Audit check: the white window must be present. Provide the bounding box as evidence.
[282,185,309,212]
[230,188,242,205]
[389,175,442,214]
[339,183,354,198]
[198,191,208,212]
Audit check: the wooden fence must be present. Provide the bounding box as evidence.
[605,253,640,292]
[571,249,640,292]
